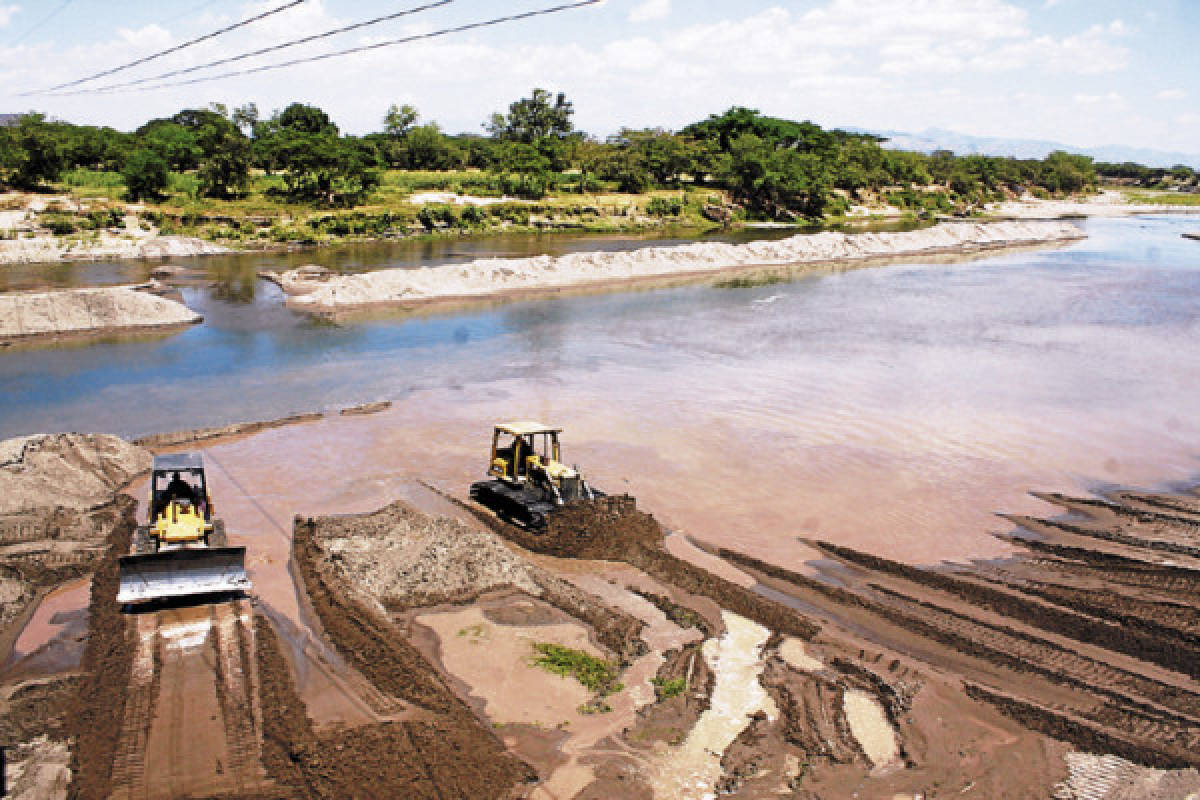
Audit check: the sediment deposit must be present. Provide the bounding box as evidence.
[284,219,1084,312]
[0,286,201,344]
[0,233,228,265]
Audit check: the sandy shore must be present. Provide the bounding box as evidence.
[0,232,230,265]
[987,189,1200,218]
[284,219,1084,313]
[0,285,201,344]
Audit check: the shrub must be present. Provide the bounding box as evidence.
[531,643,623,696]
[645,195,684,216]
[41,213,77,235]
[651,676,687,699]
[122,149,170,201]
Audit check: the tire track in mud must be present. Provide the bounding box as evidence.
[64,494,137,800]
[711,488,1200,770]
[264,516,539,799]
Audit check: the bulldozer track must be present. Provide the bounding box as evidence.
[108,600,273,800]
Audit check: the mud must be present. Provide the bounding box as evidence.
[458,494,820,641]
[288,515,538,798]
[63,494,137,799]
[711,487,1200,775]
[132,412,324,450]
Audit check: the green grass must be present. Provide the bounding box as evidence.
[531,642,623,696]
[714,271,787,289]
[651,676,687,699]
[1124,190,1200,206]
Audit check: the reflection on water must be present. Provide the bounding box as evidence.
[1,215,1198,568]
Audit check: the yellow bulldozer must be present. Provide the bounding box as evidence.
[469,421,602,528]
[117,453,251,605]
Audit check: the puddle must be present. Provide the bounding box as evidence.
[651,611,776,800]
[10,577,90,658]
[843,688,900,770]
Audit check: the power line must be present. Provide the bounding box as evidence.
[33,0,453,97]
[29,0,308,95]
[61,0,602,96]
[9,0,74,47]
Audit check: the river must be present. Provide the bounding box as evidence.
[2,215,1198,571]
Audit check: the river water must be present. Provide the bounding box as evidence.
[2,215,1198,571]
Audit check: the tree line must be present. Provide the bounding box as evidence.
[0,89,1105,217]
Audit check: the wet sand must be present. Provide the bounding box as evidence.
[284,219,1083,312]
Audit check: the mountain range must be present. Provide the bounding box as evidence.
[853,126,1200,168]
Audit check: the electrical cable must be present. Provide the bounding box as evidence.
[37,0,453,96]
[9,0,75,47]
[54,0,601,96]
[28,0,308,94]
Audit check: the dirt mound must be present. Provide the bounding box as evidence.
[315,501,543,609]
[0,434,150,514]
[131,412,322,449]
[462,494,819,641]
[62,494,137,799]
[288,517,538,797]
[0,286,201,344]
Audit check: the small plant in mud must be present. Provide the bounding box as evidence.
[651,676,687,699]
[714,271,786,289]
[531,642,623,697]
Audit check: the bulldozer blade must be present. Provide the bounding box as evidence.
[117,546,252,605]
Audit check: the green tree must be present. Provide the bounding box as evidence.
[138,121,201,171]
[402,123,463,170]
[278,103,338,135]
[486,88,574,143]
[2,113,64,189]
[122,148,169,201]
[721,133,830,218]
[259,129,379,205]
[618,128,698,186]
[231,103,260,136]
[384,103,420,137]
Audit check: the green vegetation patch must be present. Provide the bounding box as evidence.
[651,676,687,699]
[531,642,623,697]
[714,271,787,289]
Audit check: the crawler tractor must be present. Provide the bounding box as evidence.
[117,453,252,605]
[470,421,602,528]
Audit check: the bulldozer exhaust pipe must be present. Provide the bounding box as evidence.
[117,547,252,606]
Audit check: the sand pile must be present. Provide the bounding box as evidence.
[989,189,1200,218]
[285,219,1084,311]
[0,433,150,514]
[0,286,201,343]
[0,234,228,265]
[316,501,543,608]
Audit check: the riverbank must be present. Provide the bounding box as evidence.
[281,219,1083,313]
[0,285,200,345]
[987,189,1200,218]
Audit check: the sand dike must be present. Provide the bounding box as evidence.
[283,219,1084,312]
[0,286,201,345]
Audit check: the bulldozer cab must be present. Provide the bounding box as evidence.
[117,451,251,607]
[489,421,561,484]
[150,453,211,521]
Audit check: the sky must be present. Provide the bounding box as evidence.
[0,0,1195,153]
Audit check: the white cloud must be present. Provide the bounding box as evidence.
[0,4,18,28]
[0,0,1184,153]
[628,0,670,23]
[1073,91,1122,105]
[1157,89,1186,101]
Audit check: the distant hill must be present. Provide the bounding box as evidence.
[852,126,1200,169]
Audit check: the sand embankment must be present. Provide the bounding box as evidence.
[988,189,1200,218]
[0,233,229,265]
[0,285,201,344]
[283,219,1083,313]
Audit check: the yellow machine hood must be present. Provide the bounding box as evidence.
[153,502,208,544]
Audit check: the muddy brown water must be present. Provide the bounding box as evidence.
[3,216,1198,574]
